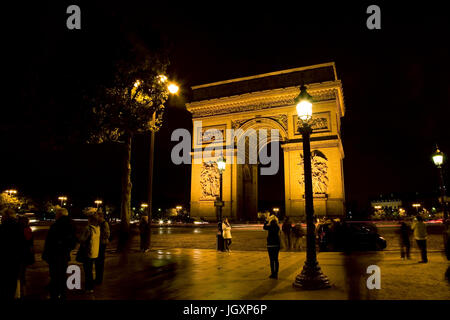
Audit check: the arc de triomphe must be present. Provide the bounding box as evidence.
[186,62,346,221]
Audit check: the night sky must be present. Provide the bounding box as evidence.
[2,1,449,216]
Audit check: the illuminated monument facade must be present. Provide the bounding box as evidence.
[186,62,346,221]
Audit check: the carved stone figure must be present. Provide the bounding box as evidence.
[200,162,220,200]
[298,150,329,194]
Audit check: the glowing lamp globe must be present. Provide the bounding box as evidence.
[432,148,444,167]
[217,157,226,173]
[294,85,313,122]
[168,83,179,94]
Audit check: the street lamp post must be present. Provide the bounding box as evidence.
[215,156,226,251]
[146,77,179,246]
[292,84,331,290]
[432,146,448,221]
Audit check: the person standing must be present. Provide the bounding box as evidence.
[79,215,101,293]
[42,208,77,300]
[18,216,35,298]
[95,209,110,285]
[263,214,281,279]
[398,222,411,260]
[291,223,304,251]
[0,208,25,300]
[222,217,232,252]
[139,215,150,252]
[411,216,428,263]
[281,216,292,251]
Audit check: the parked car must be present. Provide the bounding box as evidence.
[317,221,386,251]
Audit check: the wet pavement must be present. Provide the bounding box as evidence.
[22,222,449,300]
[24,245,450,300]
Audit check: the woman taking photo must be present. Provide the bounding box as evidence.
[263,214,280,279]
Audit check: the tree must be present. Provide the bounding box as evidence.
[0,192,23,211]
[87,53,170,249]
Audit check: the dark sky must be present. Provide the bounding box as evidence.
[1,1,449,215]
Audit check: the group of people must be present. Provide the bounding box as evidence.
[0,206,110,300]
[398,215,450,263]
[281,216,304,251]
[263,213,450,280]
[43,207,110,299]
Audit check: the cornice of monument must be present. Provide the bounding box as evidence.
[187,80,345,118]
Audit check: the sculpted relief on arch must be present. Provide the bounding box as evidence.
[298,150,329,195]
[200,162,220,200]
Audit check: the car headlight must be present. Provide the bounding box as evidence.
[159,220,164,225]
[167,220,172,224]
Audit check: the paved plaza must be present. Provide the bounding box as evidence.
[24,245,450,300]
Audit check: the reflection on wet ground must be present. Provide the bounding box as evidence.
[24,247,450,300]
[25,223,450,300]
[341,251,382,300]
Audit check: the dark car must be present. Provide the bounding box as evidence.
[317,221,387,251]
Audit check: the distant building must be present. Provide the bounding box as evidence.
[371,199,402,210]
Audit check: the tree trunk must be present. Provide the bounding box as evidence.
[118,133,132,252]
[146,130,155,249]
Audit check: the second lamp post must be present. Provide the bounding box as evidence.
[215,156,226,251]
[432,146,448,221]
[292,84,331,290]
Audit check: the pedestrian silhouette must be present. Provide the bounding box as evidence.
[139,215,150,252]
[398,222,411,260]
[95,209,110,285]
[263,214,280,279]
[42,208,77,300]
[18,216,35,298]
[78,214,101,293]
[0,208,26,300]
[281,217,292,251]
[222,218,232,252]
[291,223,304,251]
[411,216,428,263]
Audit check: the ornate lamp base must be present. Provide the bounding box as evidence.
[293,261,331,290]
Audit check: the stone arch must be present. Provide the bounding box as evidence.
[234,117,287,155]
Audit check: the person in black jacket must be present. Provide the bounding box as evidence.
[263,214,281,279]
[0,208,25,299]
[139,215,150,252]
[18,216,35,298]
[398,222,411,260]
[42,208,77,300]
